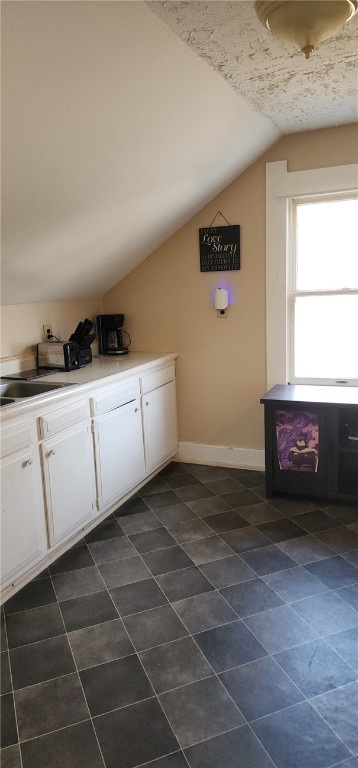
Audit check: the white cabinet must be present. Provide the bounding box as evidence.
[92,383,145,508]
[141,366,178,474]
[1,426,47,585]
[41,414,96,546]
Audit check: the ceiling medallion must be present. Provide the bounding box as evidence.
[255,0,358,58]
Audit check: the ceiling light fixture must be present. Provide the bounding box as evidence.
[255,0,358,58]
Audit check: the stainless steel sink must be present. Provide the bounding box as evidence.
[0,379,76,405]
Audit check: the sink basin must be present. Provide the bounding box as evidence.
[0,397,16,407]
[0,379,76,401]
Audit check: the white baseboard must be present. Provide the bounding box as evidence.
[176,442,265,471]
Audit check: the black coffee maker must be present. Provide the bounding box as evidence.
[96,314,131,356]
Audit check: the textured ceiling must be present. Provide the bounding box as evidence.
[149,1,358,132]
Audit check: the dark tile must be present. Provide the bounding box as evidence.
[344,550,358,567]
[4,579,56,616]
[220,578,284,618]
[221,526,271,554]
[241,544,297,575]
[88,537,136,564]
[141,476,171,495]
[123,604,188,651]
[252,700,350,768]
[139,636,212,694]
[10,635,75,690]
[325,625,358,671]
[257,518,306,543]
[94,696,179,768]
[292,592,358,637]
[52,565,105,602]
[142,545,194,576]
[119,510,162,535]
[221,489,260,509]
[293,509,341,533]
[159,676,243,748]
[334,759,358,768]
[1,617,8,651]
[237,471,265,488]
[238,502,284,525]
[315,526,358,554]
[335,583,358,611]
[160,462,190,478]
[313,681,358,754]
[184,724,275,768]
[176,485,214,503]
[154,503,197,525]
[173,591,237,633]
[139,754,187,768]
[270,498,318,516]
[204,477,245,495]
[182,536,233,565]
[279,535,334,565]
[98,555,151,588]
[1,652,11,695]
[326,503,358,525]
[85,516,125,542]
[275,638,358,697]
[20,721,103,768]
[167,519,212,544]
[188,496,232,518]
[223,467,252,478]
[203,510,248,534]
[157,567,214,603]
[245,604,318,654]
[200,555,256,589]
[69,618,134,670]
[15,673,88,741]
[5,604,65,649]
[114,496,149,517]
[59,590,118,632]
[263,566,326,603]
[304,555,358,589]
[145,491,182,510]
[80,654,153,716]
[48,544,94,574]
[165,474,201,490]
[129,527,176,553]
[110,578,168,616]
[0,694,17,749]
[0,745,21,768]
[220,655,304,721]
[194,619,267,672]
[189,466,229,482]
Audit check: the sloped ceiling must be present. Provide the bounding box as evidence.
[1,1,357,306]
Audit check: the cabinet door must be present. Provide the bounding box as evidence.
[41,422,96,546]
[1,446,47,584]
[94,398,145,508]
[142,381,178,474]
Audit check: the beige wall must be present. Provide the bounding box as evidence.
[103,124,358,452]
[1,298,102,361]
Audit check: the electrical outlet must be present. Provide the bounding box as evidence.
[43,324,53,340]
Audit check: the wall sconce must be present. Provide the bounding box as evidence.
[215,288,229,317]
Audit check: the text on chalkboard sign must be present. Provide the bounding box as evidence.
[199,225,240,272]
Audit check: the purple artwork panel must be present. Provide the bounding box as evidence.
[275,410,319,472]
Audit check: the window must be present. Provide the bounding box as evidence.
[290,196,358,385]
[266,160,358,389]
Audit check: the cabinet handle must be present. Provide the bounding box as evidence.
[48,449,56,457]
[145,401,149,406]
[134,407,139,413]
[23,457,33,467]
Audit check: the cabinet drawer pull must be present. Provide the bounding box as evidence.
[134,407,139,413]
[23,457,33,467]
[48,449,56,457]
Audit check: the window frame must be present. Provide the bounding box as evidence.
[265,160,358,389]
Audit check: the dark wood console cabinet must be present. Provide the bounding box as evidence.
[260,385,358,503]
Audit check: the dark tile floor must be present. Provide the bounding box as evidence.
[1,462,358,768]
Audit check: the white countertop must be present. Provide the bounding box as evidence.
[1,352,177,421]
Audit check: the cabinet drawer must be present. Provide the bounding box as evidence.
[1,423,33,459]
[141,365,175,395]
[91,379,140,416]
[39,400,90,438]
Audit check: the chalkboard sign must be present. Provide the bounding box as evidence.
[199,225,240,272]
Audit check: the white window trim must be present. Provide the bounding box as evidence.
[265,160,358,390]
